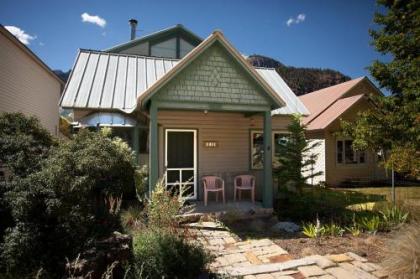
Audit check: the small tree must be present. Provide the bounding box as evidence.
[275,114,322,194]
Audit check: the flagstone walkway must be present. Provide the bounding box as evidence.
[188,222,388,279]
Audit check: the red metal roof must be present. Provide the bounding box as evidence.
[299,77,364,125]
[306,94,365,130]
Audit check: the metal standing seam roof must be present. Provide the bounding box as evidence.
[60,49,179,113]
[255,68,309,115]
[60,49,308,115]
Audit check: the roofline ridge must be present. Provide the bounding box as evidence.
[78,48,180,61]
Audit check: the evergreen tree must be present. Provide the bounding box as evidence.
[341,0,419,177]
[275,114,323,194]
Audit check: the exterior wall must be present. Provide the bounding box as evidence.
[320,99,386,186]
[157,110,290,200]
[117,41,149,56]
[155,43,270,107]
[303,139,326,185]
[0,32,61,134]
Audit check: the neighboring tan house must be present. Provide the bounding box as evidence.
[59,22,309,208]
[0,24,64,134]
[299,77,387,187]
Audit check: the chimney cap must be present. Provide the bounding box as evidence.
[129,18,138,25]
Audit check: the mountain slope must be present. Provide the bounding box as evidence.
[247,55,351,96]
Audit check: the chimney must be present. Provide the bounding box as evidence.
[129,19,138,40]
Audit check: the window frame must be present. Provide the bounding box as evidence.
[336,138,367,165]
[250,130,289,170]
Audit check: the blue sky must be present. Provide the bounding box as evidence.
[1,0,387,80]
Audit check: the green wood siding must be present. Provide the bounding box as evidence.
[155,43,271,107]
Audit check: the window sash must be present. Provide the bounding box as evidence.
[336,139,366,165]
[250,130,288,170]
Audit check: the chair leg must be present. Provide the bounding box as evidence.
[252,188,255,204]
[216,191,218,202]
[239,190,242,201]
[233,187,236,202]
[204,190,208,206]
[222,189,225,204]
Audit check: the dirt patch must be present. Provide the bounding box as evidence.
[224,217,391,263]
[274,233,389,263]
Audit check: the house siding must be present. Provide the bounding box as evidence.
[0,32,61,134]
[323,99,387,186]
[155,43,270,106]
[157,110,290,200]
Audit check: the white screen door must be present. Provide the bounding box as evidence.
[165,129,197,199]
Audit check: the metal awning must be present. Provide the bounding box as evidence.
[75,112,137,127]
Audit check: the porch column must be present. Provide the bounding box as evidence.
[263,111,273,208]
[132,125,140,165]
[149,101,159,194]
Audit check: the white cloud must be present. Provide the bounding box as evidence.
[39,42,45,46]
[81,12,106,28]
[5,26,36,45]
[286,13,306,27]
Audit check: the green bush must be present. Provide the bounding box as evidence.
[324,223,345,237]
[0,112,54,177]
[0,128,136,277]
[360,216,381,234]
[131,230,213,279]
[380,206,409,230]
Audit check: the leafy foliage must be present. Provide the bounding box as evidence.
[302,219,325,239]
[341,0,420,177]
[274,114,323,194]
[0,112,55,177]
[131,230,213,279]
[360,216,381,234]
[247,55,351,95]
[380,206,409,230]
[0,128,136,277]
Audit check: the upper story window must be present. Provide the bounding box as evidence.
[150,38,177,58]
[336,139,366,165]
[150,37,197,59]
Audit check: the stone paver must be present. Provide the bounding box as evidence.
[298,265,326,277]
[189,221,388,279]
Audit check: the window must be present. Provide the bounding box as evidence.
[250,131,289,169]
[336,139,366,165]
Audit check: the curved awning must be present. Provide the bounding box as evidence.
[75,112,137,127]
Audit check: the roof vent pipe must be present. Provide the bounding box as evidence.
[129,19,138,40]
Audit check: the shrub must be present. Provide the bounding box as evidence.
[324,223,345,237]
[0,112,54,177]
[121,205,145,233]
[134,165,148,202]
[0,128,136,277]
[131,230,213,279]
[382,222,420,278]
[146,178,183,231]
[302,219,325,239]
[379,206,409,230]
[360,216,381,234]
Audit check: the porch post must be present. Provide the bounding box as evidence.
[149,101,159,194]
[132,125,140,165]
[263,111,273,208]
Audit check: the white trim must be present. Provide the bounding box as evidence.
[164,129,197,200]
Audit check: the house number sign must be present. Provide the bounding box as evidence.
[204,141,218,148]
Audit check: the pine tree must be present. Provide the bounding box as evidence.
[341,0,420,177]
[274,114,323,194]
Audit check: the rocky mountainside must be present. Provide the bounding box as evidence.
[247,55,351,96]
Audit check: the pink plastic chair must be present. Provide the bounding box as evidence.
[234,175,255,203]
[202,176,225,206]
